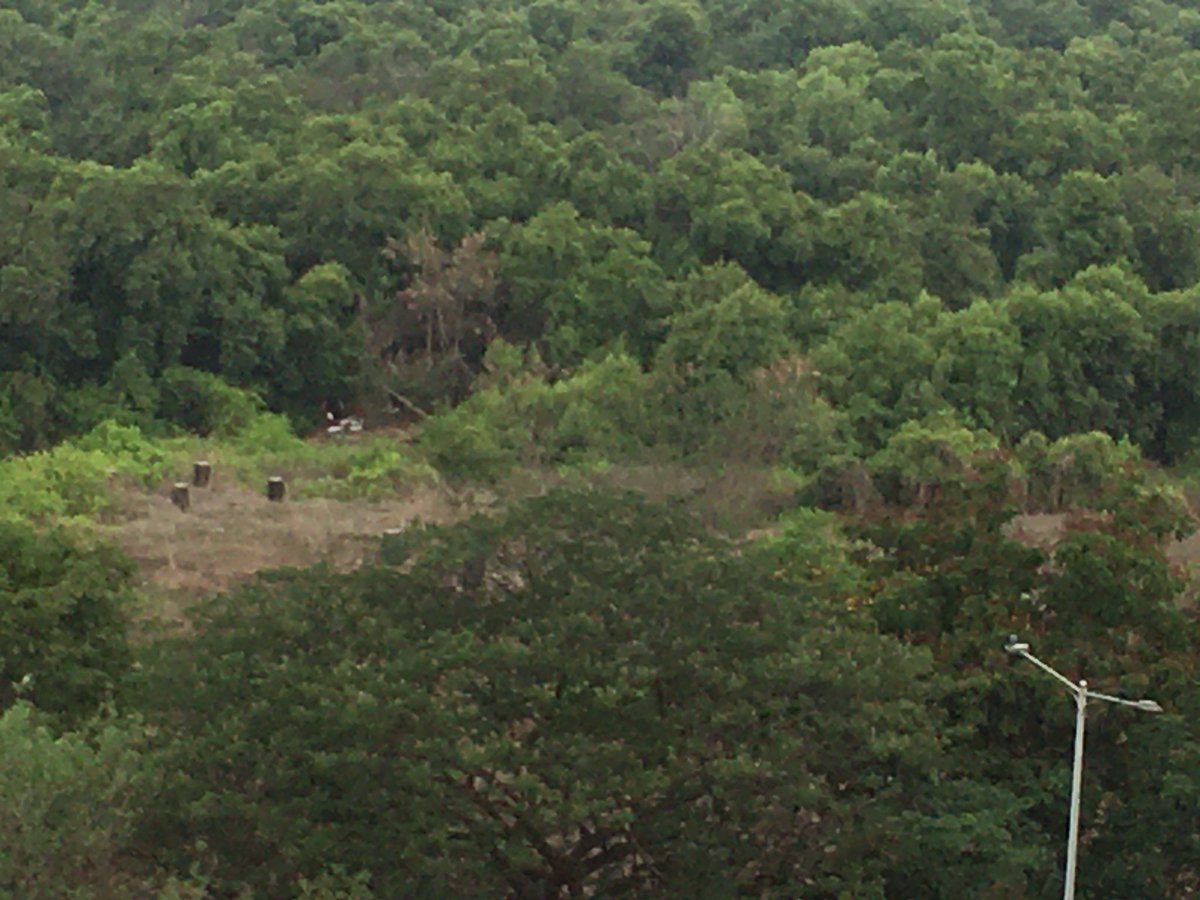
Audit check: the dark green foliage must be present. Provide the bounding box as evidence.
[849,462,1200,899]
[0,702,154,897]
[0,523,133,723]
[157,365,265,437]
[494,203,666,364]
[3,0,1200,457]
[135,489,1052,898]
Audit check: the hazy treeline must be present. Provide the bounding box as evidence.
[6,0,1200,466]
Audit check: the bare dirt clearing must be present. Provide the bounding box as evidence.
[108,481,1200,631]
[1011,512,1200,566]
[108,481,457,629]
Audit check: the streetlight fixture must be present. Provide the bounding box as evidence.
[1003,636,1163,900]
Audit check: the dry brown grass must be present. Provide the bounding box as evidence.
[1167,530,1200,567]
[110,468,1200,631]
[107,457,803,630]
[107,480,458,630]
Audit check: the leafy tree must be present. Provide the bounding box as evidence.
[561,132,649,226]
[978,0,1092,49]
[653,275,792,454]
[914,32,1019,167]
[1138,284,1200,461]
[811,190,924,298]
[928,300,1023,437]
[1027,431,1189,538]
[1133,50,1200,174]
[0,703,154,898]
[268,130,470,287]
[428,103,567,222]
[1017,171,1134,285]
[619,0,712,96]
[812,296,945,448]
[495,202,666,364]
[850,457,1200,898]
[1003,266,1154,442]
[655,277,788,378]
[927,162,1037,288]
[709,0,867,69]
[136,489,1046,897]
[1119,164,1200,292]
[861,0,972,47]
[0,523,133,723]
[1002,105,1126,183]
[648,146,813,286]
[269,260,366,421]
[654,77,750,157]
[868,413,1000,507]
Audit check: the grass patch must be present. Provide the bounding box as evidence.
[0,414,438,531]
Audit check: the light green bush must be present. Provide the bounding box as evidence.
[0,421,181,524]
[304,441,438,501]
[0,703,150,898]
[420,350,658,480]
[0,443,116,522]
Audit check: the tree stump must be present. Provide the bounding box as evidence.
[267,476,286,502]
[170,482,191,512]
[193,460,212,488]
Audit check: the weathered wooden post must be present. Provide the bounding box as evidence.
[170,482,191,512]
[267,476,286,502]
[192,460,212,487]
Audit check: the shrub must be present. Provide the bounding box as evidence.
[0,703,150,898]
[0,444,116,522]
[0,421,177,523]
[134,490,957,898]
[74,420,173,486]
[0,522,134,722]
[1016,431,1188,535]
[868,415,1000,506]
[158,366,264,438]
[305,441,438,501]
[421,350,659,480]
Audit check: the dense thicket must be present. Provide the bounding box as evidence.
[7,0,1200,468]
[0,522,133,723]
[128,486,1200,897]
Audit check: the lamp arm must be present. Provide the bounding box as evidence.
[1084,689,1162,712]
[1016,650,1081,695]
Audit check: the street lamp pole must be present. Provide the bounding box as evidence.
[1004,636,1163,900]
[1065,680,1086,900]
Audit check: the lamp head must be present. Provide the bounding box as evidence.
[1005,634,1030,654]
[1136,699,1164,713]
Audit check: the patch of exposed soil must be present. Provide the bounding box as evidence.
[1010,512,1200,568]
[1167,530,1200,567]
[108,481,458,628]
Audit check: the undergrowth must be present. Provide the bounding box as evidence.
[0,413,437,528]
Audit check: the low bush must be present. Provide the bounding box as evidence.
[0,522,134,723]
[0,421,180,524]
[158,366,265,438]
[421,347,659,480]
[0,703,151,898]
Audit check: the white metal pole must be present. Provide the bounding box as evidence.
[1063,680,1087,900]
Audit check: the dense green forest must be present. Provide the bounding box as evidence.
[3,0,1200,895]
